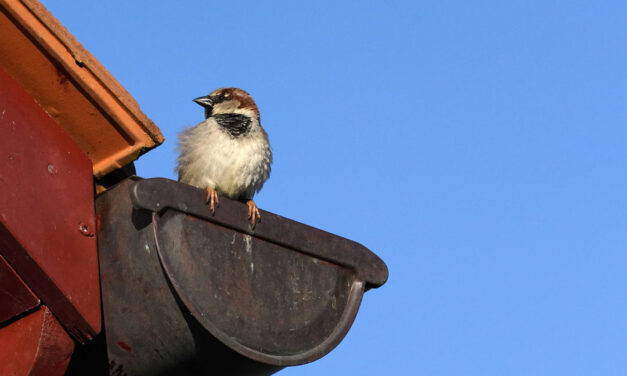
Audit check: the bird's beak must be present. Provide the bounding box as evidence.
[193,95,214,109]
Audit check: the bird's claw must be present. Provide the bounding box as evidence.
[206,187,219,212]
[246,200,261,226]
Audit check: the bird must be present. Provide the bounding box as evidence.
[176,88,272,225]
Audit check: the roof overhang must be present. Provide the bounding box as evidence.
[0,0,164,177]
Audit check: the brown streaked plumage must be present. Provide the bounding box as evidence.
[219,88,259,115]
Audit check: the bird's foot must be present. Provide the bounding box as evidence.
[206,187,219,212]
[246,199,261,225]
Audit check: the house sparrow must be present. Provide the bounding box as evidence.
[176,88,272,224]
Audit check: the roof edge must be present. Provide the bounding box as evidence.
[20,0,164,144]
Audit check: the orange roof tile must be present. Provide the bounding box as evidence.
[0,0,164,177]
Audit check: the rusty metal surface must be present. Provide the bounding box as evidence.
[96,177,388,375]
[0,254,40,324]
[0,66,100,341]
[0,305,75,376]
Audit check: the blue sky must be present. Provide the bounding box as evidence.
[43,1,627,374]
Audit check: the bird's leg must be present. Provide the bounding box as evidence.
[246,199,261,225]
[206,187,219,212]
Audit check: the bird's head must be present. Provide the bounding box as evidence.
[193,88,260,121]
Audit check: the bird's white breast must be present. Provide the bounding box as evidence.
[176,117,271,200]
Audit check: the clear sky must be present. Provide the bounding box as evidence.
[42,1,627,375]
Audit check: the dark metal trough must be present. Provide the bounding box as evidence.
[95,177,388,375]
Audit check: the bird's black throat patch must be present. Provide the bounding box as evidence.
[213,113,252,137]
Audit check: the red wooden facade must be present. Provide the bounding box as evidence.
[0,65,100,342]
[0,60,98,375]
